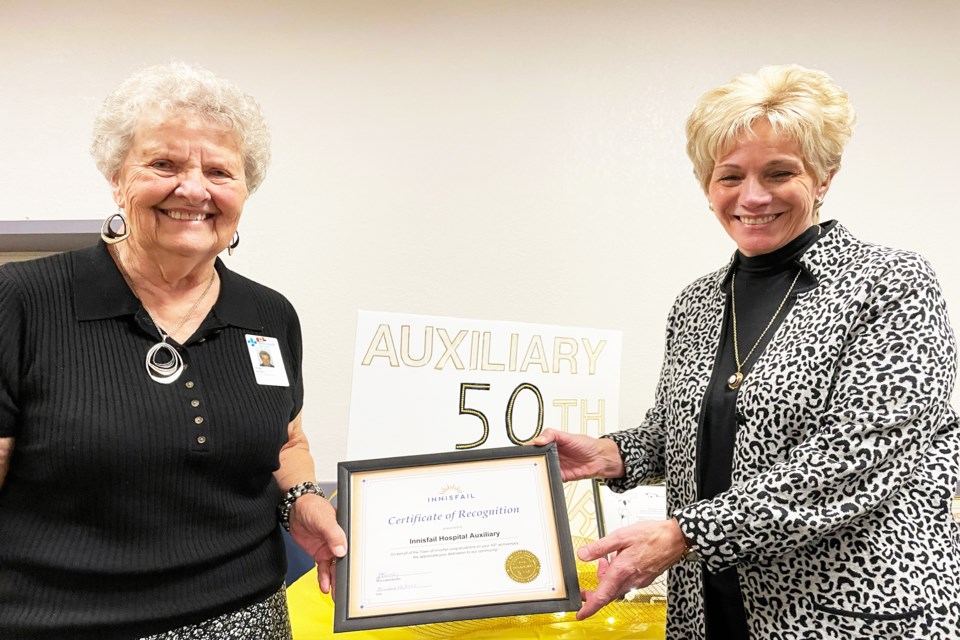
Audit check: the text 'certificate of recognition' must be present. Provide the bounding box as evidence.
[334,444,579,632]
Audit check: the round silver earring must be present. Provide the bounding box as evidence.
[101,208,129,244]
[228,231,240,256]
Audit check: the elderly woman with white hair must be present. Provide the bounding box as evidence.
[0,62,345,639]
[536,65,960,638]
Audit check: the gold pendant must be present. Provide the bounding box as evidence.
[727,372,743,390]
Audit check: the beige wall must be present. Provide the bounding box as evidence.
[0,253,52,264]
[2,0,958,478]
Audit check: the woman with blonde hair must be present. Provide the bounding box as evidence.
[536,64,960,638]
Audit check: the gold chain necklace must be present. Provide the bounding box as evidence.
[727,225,821,390]
[112,246,216,384]
[727,268,801,390]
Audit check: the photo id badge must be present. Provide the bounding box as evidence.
[245,334,290,387]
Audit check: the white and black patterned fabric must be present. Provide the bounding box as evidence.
[604,222,960,639]
[138,586,291,640]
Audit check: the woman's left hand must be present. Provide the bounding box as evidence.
[575,518,688,620]
[288,494,348,595]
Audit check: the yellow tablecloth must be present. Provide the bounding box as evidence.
[287,567,666,640]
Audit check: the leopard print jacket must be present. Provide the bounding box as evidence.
[605,223,960,639]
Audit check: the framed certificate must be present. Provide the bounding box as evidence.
[333,444,580,632]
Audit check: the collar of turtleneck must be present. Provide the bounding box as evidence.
[737,221,834,272]
[719,220,837,292]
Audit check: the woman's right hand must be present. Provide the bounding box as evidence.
[575,518,688,620]
[531,428,625,482]
[288,493,347,595]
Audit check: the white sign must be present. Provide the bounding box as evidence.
[347,311,622,459]
[597,484,666,534]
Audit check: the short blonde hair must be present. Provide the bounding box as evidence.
[90,61,271,193]
[686,64,856,193]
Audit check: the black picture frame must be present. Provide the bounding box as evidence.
[334,443,580,632]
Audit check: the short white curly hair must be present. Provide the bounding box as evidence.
[90,61,271,193]
[686,64,856,193]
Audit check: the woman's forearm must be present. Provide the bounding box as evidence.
[274,413,317,491]
[597,436,626,479]
[0,437,13,491]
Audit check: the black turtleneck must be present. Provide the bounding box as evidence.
[698,221,833,640]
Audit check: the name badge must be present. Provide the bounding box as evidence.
[245,334,290,387]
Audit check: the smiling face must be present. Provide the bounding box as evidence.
[707,120,833,256]
[112,109,248,263]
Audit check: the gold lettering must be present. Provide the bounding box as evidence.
[361,324,400,367]
[580,398,605,434]
[552,399,578,431]
[435,329,468,371]
[480,332,505,371]
[469,331,481,370]
[520,335,549,373]
[400,325,433,367]
[563,482,598,538]
[581,338,607,375]
[508,333,519,372]
[364,324,609,375]
[552,337,578,374]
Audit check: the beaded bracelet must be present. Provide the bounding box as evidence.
[278,481,326,532]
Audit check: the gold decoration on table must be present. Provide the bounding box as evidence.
[406,537,666,639]
[287,482,669,639]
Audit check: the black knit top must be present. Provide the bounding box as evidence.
[697,221,830,639]
[0,242,304,639]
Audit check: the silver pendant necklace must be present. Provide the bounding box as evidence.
[727,268,801,390]
[112,246,216,384]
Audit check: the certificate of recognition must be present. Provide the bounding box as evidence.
[333,444,580,632]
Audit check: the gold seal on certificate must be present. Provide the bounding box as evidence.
[333,444,579,632]
[505,550,541,583]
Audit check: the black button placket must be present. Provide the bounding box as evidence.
[179,350,210,453]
